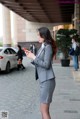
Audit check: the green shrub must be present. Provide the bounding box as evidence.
[56,29,78,59]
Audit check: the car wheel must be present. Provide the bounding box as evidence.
[6,62,10,73]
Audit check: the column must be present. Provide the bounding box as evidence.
[11,11,26,46]
[2,5,11,47]
[11,12,18,46]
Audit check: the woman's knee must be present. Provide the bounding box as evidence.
[40,103,49,114]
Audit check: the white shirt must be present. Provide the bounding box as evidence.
[41,43,45,49]
[72,42,77,50]
[37,43,45,57]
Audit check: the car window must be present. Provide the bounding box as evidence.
[0,49,2,52]
[4,49,10,54]
[9,48,16,54]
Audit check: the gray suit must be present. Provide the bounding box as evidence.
[33,43,55,83]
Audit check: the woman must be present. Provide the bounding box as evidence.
[24,27,56,119]
[17,45,25,70]
[71,36,79,71]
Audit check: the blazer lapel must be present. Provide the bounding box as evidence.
[36,47,45,57]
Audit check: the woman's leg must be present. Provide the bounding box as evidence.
[77,56,79,69]
[21,64,25,69]
[17,59,21,70]
[73,56,78,70]
[40,103,51,119]
[20,60,25,69]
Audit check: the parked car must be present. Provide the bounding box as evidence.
[0,47,18,73]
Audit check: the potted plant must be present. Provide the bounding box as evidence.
[56,29,77,67]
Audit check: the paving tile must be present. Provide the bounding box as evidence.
[0,57,80,119]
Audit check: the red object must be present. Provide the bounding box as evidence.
[0,56,3,59]
[22,48,29,54]
[22,47,27,51]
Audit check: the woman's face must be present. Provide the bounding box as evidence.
[38,32,44,43]
[72,39,75,43]
[17,46,19,50]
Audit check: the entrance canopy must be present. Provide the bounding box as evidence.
[0,0,74,23]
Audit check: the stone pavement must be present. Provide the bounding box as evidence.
[71,61,80,82]
[0,57,80,119]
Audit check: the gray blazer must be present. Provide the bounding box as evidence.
[33,43,55,83]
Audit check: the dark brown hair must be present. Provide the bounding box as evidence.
[17,45,21,50]
[72,36,78,42]
[38,27,57,57]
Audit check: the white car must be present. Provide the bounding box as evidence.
[0,47,18,73]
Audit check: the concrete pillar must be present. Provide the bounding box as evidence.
[26,21,56,42]
[11,12,18,46]
[11,11,26,46]
[2,5,11,47]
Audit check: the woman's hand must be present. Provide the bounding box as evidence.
[23,48,36,60]
[27,51,36,60]
[24,50,36,60]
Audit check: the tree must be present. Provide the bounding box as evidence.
[56,29,78,59]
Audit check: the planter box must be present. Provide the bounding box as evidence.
[61,59,70,67]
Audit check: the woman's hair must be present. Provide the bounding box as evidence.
[17,45,21,50]
[38,27,57,57]
[72,36,78,42]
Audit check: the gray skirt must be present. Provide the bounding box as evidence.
[40,78,55,104]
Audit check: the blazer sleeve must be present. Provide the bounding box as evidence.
[33,45,53,69]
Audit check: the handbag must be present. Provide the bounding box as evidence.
[69,48,74,55]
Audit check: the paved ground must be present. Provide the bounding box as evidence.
[0,57,80,119]
[72,61,80,82]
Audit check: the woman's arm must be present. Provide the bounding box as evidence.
[33,45,53,69]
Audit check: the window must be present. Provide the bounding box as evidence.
[4,49,10,54]
[9,48,16,54]
[0,49,2,52]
